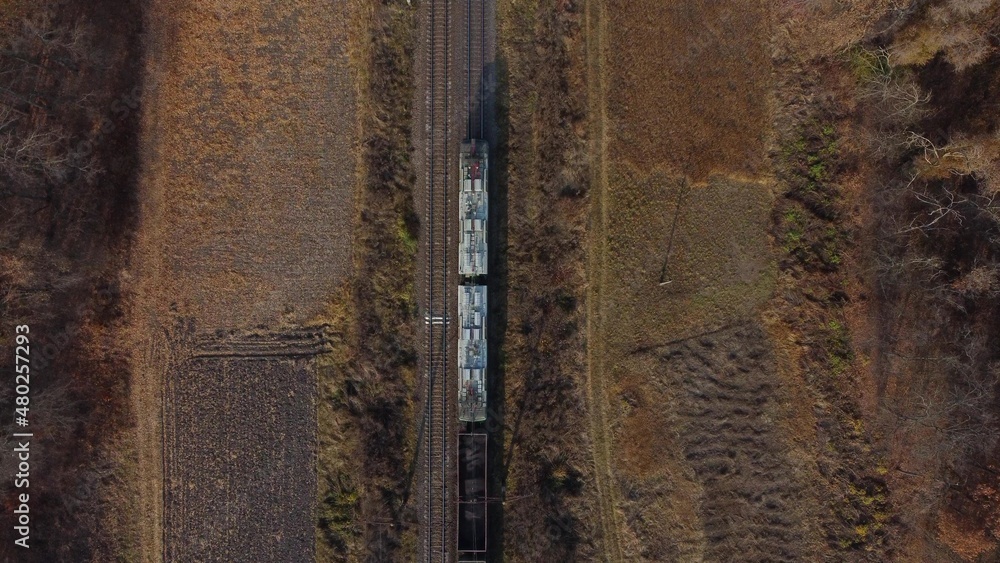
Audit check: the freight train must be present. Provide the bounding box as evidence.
[458,140,488,423]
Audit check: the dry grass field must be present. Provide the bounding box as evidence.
[127,0,363,560]
[606,0,772,181]
[133,0,359,329]
[586,0,841,560]
[601,171,775,349]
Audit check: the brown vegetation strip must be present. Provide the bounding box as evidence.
[315,1,420,560]
[499,0,604,560]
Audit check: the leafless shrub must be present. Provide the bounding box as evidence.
[863,74,930,125]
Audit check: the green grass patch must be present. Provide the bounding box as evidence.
[826,319,853,375]
[396,215,418,255]
[318,473,361,552]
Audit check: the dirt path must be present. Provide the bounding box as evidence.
[130,322,169,563]
[584,1,626,560]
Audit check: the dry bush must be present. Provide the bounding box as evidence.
[893,0,1000,70]
[937,508,996,561]
[961,135,1000,195]
[973,473,1000,538]
[953,265,1000,296]
[777,0,919,61]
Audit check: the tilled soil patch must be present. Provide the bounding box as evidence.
[163,354,316,562]
[656,325,811,561]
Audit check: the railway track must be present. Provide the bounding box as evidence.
[423,0,452,561]
[466,0,487,142]
[421,0,495,560]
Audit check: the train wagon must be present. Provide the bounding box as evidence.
[459,140,488,277]
[458,285,487,422]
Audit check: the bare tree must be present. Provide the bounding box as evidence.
[0,113,72,202]
[904,132,969,171]
[860,65,930,126]
[899,183,968,235]
[14,10,88,70]
[875,247,946,287]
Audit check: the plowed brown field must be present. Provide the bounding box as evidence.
[163,355,317,562]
